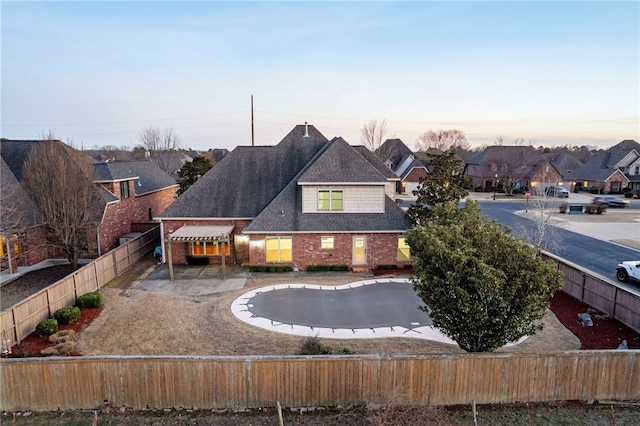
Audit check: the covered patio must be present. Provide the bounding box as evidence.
[164,225,234,280]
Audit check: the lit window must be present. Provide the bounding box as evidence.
[266,236,292,262]
[398,237,410,261]
[321,236,334,249]
[120,180,130,199]
[192,241,230,256]
[318,190,343,211]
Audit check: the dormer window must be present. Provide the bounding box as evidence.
[318,189,343,211]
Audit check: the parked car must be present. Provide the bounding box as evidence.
[616,261,640,283]
[623,189,640,199]
[592,196,630,208]
[545,186,569,198]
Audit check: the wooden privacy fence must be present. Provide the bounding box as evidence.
[543,252,640,334]
[1,351,639,411]
[0,227,160,347]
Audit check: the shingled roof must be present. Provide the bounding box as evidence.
[93,161,177,196]
[298,138,389,184]
[157,124,329,218]
[244,138,410,233]
[0,157,43,230]
[570,140,639,182]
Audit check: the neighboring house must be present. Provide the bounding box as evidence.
[546,151,584,192]
[0,158,55,273]
[0,140,177,271]
[464,146,563,193]
[376,139,429,195]
[92,161,178,255]
[157,124,412,272]
[569,140,639,194]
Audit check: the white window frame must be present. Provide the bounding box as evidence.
[318,189,343,211]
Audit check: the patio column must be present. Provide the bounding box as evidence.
[166,241,174,281]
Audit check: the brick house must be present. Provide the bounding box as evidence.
[376,138,428,195]
[0,140,177,272]
[156,124,412,272]
[464,146,568,194]
[92,161,178,255]
[569,140,639,194]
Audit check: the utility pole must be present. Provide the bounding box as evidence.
[251,95,254,146]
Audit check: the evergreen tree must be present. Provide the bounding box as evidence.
[406,149,468,225]
[406,200,563,352]
[177,155,213,195]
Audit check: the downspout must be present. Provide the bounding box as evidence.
[159,221,166,263]
[96,224,102,257]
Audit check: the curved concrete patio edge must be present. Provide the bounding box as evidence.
[231,278,459,344]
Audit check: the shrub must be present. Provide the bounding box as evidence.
[53,307,81,324]
[559,202,568,213]
[76,292,102,309]
[249,265,293,273]
[36,319,58,336]
[377,264,398,270]
[585,204,606,215]
[299,336,356,355]
[306,264,349,272]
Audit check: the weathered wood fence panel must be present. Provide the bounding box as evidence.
[0,227,160,346]
[1,352,638,411]
[544,252,640,333]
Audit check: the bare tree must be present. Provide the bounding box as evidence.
[487,143,540,195]
[416,130,470,151]
[360,119,388,152]
[138,126,184,174]
[138,126,182,151]
[21,139,103,269]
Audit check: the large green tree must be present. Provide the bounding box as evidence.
[177,155,213,195]
[406,200,563,352]
[407,149,468,225]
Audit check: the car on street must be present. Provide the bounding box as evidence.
[592,196,630,208]
[616,261,640,283]
[623,188,640,199]
[546,186,570,198]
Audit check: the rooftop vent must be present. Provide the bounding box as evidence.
[303,122,309,138]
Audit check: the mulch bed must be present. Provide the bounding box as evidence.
[550,290,639,349]
[5,307,102,358]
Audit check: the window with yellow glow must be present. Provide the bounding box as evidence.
[265,236,292,262]
[398,237,410,261]
[0,234,19,258]
[321,236,334,249]
[191,241,230,256]
[318,190,343,211]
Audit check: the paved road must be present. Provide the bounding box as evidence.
[478,201,640,294]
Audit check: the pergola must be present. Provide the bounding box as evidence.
[164,225,234,280]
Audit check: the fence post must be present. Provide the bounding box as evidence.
[112,250,118,277]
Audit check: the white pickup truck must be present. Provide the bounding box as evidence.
[616,261,640,283]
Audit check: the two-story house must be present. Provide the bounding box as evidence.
[0,139,177,272]
[156,124,411,272]
[569,140,639,194]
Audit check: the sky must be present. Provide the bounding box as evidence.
[2,1,639,152]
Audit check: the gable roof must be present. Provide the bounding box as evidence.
[570,140,639,181]
[158,124,329,218]
[549,151,584,180]
[298,138,389,184]
[93,160,177,196]
[245,138,410,233]
[376,138,413,170]
[352,146,399,180]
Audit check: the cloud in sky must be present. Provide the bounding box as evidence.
[1,1,638,151]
